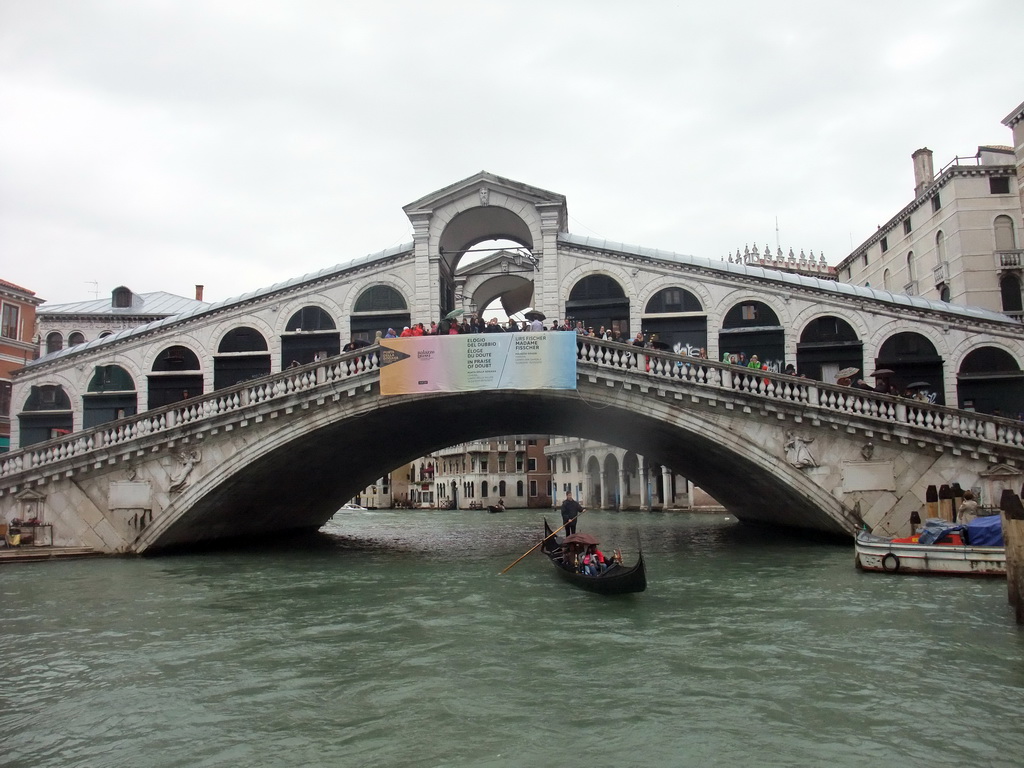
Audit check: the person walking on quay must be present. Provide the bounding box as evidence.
[560,490,584,536]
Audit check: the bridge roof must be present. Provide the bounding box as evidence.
[559,233,1016,325]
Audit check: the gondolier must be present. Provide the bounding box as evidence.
[560,491,583,535]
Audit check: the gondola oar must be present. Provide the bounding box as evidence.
[499,510,585,575]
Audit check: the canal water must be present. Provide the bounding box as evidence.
[1,509,1021,768]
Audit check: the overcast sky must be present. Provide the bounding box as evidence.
[2,1,1022,306]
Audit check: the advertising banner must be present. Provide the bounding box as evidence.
[379,332,577,395]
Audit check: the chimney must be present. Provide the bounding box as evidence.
[912,148,934,197]
[195,285,204,302]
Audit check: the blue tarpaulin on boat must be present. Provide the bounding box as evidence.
[965,514,1004,546]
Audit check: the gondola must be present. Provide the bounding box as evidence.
[541,519,646,594]
[487,503,505,514]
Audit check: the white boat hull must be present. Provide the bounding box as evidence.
[855,533,1005,576]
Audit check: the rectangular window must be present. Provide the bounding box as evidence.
[498,456,506,472]
[990,177,1011,195]
[903,219,912,235]
[880,237,889,253]
[1,304,19,339]
[931,193,941,212]
[528,458,537,471]
[741,304,757,321]
[862,253,868,266]
[516,455,524,472]
[480,458,488,472]
[529,480,538,497]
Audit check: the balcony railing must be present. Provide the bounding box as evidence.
[996,250,1023,269]
[932,262,948,285]
[903,280,917,296]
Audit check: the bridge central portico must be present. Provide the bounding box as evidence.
[5,171,1024,551]
[2,339,1022,553]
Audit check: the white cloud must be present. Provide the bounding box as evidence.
[1,0,1021,304]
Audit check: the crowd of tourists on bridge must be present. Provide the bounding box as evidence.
[357,316,661,341]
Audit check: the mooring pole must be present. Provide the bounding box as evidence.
[999,489,1024,625]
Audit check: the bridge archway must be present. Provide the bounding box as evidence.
[566,275,630,337]
[148,345,203,409]
[132,382,856,553]
[83,364,137,428]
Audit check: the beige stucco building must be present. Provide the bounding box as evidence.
[836,101,1024,321]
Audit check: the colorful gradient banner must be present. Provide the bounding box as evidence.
[379,332,577,395]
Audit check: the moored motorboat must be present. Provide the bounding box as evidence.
[855,515,1005,576]
[339,502,368,512]
[541,519,646,594]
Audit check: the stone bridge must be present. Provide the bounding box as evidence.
[2,339,1022,553]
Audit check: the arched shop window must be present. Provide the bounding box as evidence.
[719,301,784,371]
[83,365,137,428]
[148,345,204,409]
[282,306,340,367]
[215,327,271,389]
[642,287,706,355]
[957,346,1024,416]
[876,332,945,405]
[350,286,410,344]
[19,384,73,447]
[565,275,629,338]
[796,316,862,383]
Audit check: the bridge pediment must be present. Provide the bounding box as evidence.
[402,171,566,218]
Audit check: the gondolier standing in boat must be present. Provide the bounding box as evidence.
[560,491,584,536]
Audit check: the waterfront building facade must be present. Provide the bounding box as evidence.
[835,103,1024,321]
[0,279,43,452]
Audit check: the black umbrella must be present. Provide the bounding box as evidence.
[906,381,931,389]
[870,369,894,377]
[523,308,546,321]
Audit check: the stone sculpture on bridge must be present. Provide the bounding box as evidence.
[784,430,818,469]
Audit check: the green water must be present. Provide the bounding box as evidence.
[1,509,1021,767]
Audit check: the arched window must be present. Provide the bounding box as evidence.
[152,345,201,371]
[994,215,1016,251]
[68,331,86,346]
[566,274,630,338]
[499,480,507,496]
[350,286,410,344]
[149,346,203,408]
[19,384,73,447]
[354,286,407,313]
[516,480,524,496]
[84,365,137,428]
[906,251,916,283]
[285,306,336,332]
[482,481,489,498]
[218,327,269,353]
[45,332,63,354]
[935,230,946,264]
[1001,274,1023,314]
[882,269,891,291]
[644,287,702,313]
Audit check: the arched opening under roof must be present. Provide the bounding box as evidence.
[875,332,944,404]
[282,307,339,368]
[957,346,1024,417]
[719,301,785,371]
[83,364,137,428]
[797,316,863,383]
[215,327,271,389]
[566,275,629,338]
[19,385,73,447]
[642,287,707,354]
[149,345,204,409]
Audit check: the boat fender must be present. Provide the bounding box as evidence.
[881,553,900,572]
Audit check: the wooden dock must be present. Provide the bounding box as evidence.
[0,546,104,564]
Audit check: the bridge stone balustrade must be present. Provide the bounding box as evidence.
[1,339,1022,554]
